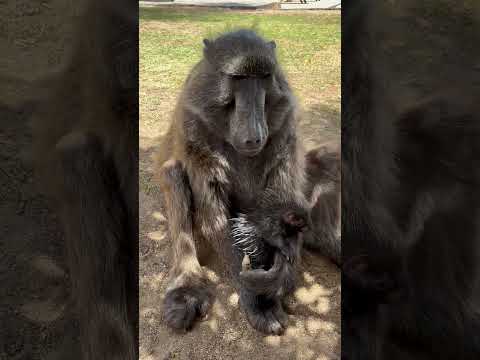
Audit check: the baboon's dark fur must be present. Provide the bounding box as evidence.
[230,194,308,299]
[304,143,341,265]
[342,1,480,359]
[157,29,340,335]
[29,1,138,359]
[231,144,341,300]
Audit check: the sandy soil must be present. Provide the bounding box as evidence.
[139,100,341,360]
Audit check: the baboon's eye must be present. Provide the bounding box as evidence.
[262,73,272,79]
[231,74,248,80]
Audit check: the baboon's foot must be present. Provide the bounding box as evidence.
[240,292,288,335]
[163,283,212,332]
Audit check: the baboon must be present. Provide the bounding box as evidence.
[342,1,480,359]
[304,143,341,265]
[157,29,340,335]
[29,1,138,359]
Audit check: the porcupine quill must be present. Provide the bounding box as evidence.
[230,214,266,271]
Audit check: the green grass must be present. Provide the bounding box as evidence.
[140,8,340,106]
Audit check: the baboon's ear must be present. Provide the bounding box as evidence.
[203,39,211,48]
[203,39,214,61]
[268,41,276,50]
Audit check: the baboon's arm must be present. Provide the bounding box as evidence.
[259,145,309,254]
[158,160,213,330]
[186,153,232,263]
[158,159,202,278]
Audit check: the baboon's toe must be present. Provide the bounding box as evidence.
[240,295,289,335]
[162,286,212,332]
[266,317,285,335]
[248,308,286,335]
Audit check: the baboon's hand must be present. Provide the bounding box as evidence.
[239,252,284,293]
[163,285,212,332]
[239,252,296,298]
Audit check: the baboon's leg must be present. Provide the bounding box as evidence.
[54,131,136,360]
[238,252,293,335]
[158,160,212,331]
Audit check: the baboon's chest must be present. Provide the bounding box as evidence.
[228,160,268,211]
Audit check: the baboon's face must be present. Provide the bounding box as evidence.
[223,73,271,157]
[202,31,289,157]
